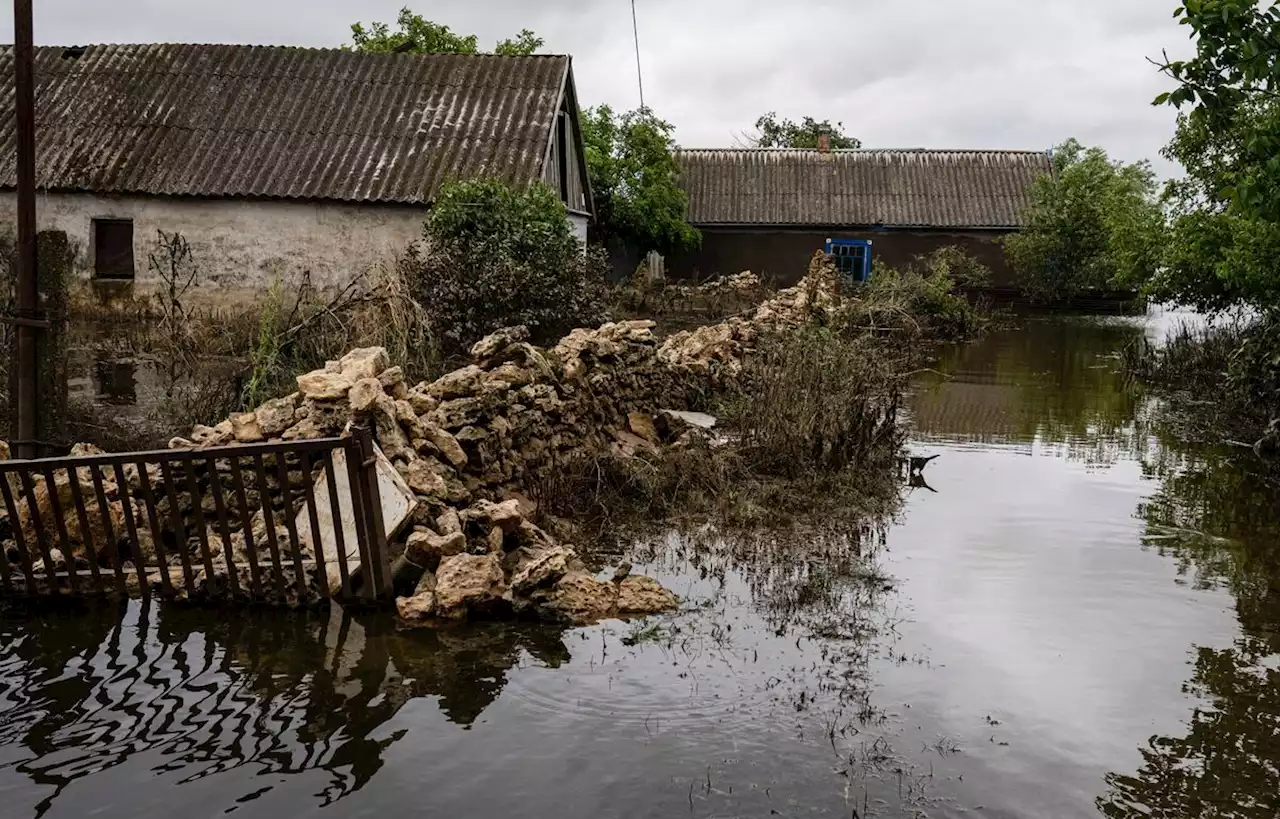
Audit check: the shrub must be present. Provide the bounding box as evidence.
[855,247,992,339]
[724,327,905,478]
[1124,315,1280,440]
[405,179,610,354]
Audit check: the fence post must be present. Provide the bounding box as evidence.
[35,230,70,455]
[351,425,391,600]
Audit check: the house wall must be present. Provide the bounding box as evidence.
[568,213,590,247]
[542,102,590,216]
[667,227,1018,288]
[0,191,430,305]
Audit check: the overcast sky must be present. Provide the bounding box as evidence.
[7,0,1193,173]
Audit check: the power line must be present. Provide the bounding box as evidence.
[631,0,645,110]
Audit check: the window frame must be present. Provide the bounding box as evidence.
[92,217,136,281]
[824,238,873,284]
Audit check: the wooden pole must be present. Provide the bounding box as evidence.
[12,0,39,458]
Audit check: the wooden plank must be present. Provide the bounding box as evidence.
[158,461,196,592]
[0,475,35,593]
[205,457,241,597]
[40,467,80,594]
[66,466,106,594]
[134,464,174,598]
[299,453,329,599]
[111,463,150,603]
[322,453,353,599]
[89,465,128,596]
[273,452,310,600]
[0,436,349,472]
[17,470,60,593]
[251,453,287,600]
[228,458,263,597]
[182,459,218,588]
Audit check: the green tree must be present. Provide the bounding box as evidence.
[581,105,700,256]
[1152,0,1280,313]
[350,8,542,55]
[1001,139,1166,302]
[749,112,861,149]
[405,179,609,352]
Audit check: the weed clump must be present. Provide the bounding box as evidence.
[724,328,904,477]
[855,246,994,340]
[1125,316,1280,443]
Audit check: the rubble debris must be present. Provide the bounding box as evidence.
[0,261,847,622]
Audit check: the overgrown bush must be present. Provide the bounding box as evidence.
[724,327,906,477]
[404,179,610,354]
[855,246,993,339]
[1125,316,1280,441]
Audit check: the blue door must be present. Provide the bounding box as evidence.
[824,238,872,284]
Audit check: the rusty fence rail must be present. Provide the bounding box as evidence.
[0,428,391,606]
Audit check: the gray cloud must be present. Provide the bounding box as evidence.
[9,0,1191,171]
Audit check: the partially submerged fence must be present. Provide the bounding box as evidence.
[0,429,393,606]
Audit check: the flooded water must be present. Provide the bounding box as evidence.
[3,312,1278,818]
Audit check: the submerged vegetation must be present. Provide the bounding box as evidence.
[541,247,992,536]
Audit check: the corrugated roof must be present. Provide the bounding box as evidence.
[676,148,1052,229]
[0,44,571,204]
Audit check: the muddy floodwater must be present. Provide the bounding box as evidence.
[3,311,1278,818]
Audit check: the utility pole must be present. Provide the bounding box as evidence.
[12,0,39,459]
[631,0,645,111]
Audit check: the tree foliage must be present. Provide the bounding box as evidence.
[580,105,700,256]
[749,112,861,149]
[350,8,542,55]
[405,179,609,352]
[1001,139,1166,303]
[1152,0,1280,313]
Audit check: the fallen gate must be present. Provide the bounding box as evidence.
[0,428,394,606]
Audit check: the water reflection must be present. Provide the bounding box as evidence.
[913,316,1147,465]
[92,359,138,405]
[1098,636,1280,819]
[1097,430,1280,818]
[0,603,571,816]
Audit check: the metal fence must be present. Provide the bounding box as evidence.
[0,429,392,606]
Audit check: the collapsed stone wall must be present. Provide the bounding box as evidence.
[184,254,842,508]
[175,255,844,624]
[3,256,845,624]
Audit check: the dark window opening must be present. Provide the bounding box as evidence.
[93,219,135,280]
[556,111,570,203]
[825,238,872,284]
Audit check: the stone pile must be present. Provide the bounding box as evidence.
[394,497,677,625]
[693,270,762,294]
[161,256,848,623]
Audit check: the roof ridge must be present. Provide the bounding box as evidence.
[676,147,1050,155]
[23,43,570,59]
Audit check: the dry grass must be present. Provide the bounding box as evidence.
[535,442,904,535]
[535,326,909,535]
[723,328,905,477]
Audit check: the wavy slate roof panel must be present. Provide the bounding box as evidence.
[676,148,1052,229]
[0,44,569,204]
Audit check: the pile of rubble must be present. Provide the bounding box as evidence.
[693,271,762,294]
[0,255,842,624]
[394,497,676,625]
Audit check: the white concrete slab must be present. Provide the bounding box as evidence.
[296,442,417,596]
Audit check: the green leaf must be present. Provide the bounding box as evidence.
[1154,91,1172,106]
